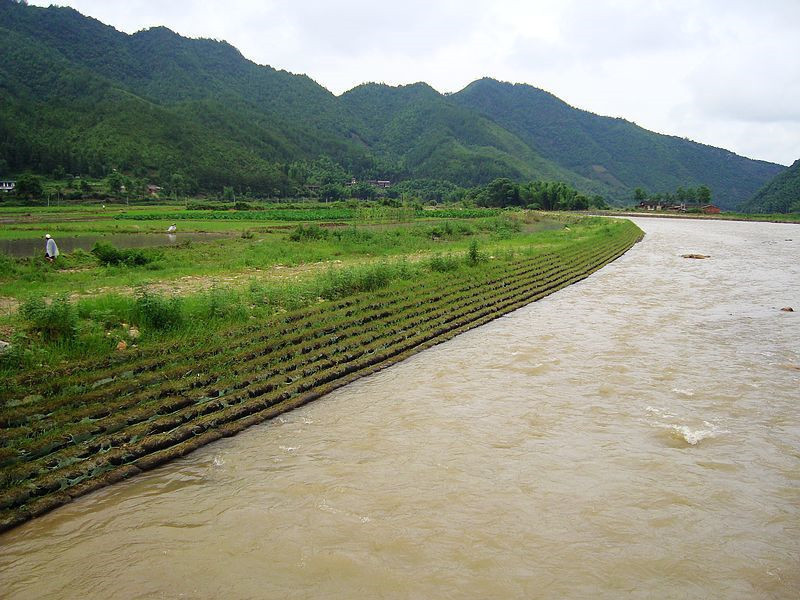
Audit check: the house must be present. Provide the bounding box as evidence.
[366,180,391,188]
[0,180,15,193]
[147,184,162,196]
[701,204,721,214]
[638,200,663,211]
[346,178,392,188]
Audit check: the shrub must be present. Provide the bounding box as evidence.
[331,227,374,244]
[203,286,246,321]
[91,242,153,266]
[0,253,19,277]
[467,240,484,266]
[428,254,461,273]
[289,224,329,241]
[133,289,183,330]
[19,295,78,342]
[318,263,409,300]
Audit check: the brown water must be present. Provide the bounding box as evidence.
[1,218,798,599]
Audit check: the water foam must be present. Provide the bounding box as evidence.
[671,388,695,397]
[669,423,719,445]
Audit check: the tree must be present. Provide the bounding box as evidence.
[15,174,43,198]
[485,178,521,207]
[697,185,712,204]
[106,172,124,195]
[349,182,376,200]
[167,173,188,199]
[633,188,648,202]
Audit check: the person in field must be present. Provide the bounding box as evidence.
[44,234,59,262]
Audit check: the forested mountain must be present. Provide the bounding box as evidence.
[0,0,786,206]
[740,159,800,213]
[451,78,784,209]
[339,82,601,190]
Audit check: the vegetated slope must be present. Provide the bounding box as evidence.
[0,0,785,204]
[0,0,373,192]
[452,78,785,209]
[339,82,603,189]
[740,159,800,213]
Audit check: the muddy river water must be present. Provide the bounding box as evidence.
[1,217,798,599]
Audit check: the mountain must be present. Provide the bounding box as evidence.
[740,159,800,213]
[339,82,601,189]
[451,78,784,209]
[0,0,373,193]
[0,0,785,206]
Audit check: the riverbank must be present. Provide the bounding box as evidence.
[0,219,643,532]
[600,210,800,224]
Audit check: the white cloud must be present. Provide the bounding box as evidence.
[27,0,800,165]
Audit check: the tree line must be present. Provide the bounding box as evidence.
[633,185,712,205]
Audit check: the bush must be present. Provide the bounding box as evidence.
[331,227,374,244]
[428,254,461,273]
[318,262,412,300]
[91,242,154,266]
[467,240,484,266]
[289,224,329,241]
[0,253,20,277]
[19,295,78,342]
[133,289,183,330]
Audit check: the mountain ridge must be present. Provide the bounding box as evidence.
[0,0,785,208]
[740,159,800,213]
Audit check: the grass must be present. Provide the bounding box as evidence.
[0,212,621,376]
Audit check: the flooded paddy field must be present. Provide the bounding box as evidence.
[0,232,231,258]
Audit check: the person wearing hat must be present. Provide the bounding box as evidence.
[44,234,59,262]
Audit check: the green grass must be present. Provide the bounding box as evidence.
[0,214,628,376]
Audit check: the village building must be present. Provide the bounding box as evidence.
[346,178,392,188]
[0,180,16,193]
[638,199,664,211]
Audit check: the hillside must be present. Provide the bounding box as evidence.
[339,82,602,188]
[0,0,373,194]
[740,159,800,213]
[452,78,784,209]
[0,0,785,205]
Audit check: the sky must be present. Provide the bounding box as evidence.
[29,0,800,166]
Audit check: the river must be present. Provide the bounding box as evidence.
[1,217,798,599]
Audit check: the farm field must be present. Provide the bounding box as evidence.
[0,205,642,531]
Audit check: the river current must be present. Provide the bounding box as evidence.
[1,217,798,599]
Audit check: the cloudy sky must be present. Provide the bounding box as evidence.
[29,0,800,166]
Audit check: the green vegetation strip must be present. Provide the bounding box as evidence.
[112,207,502,222]
[0,220,642,532]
